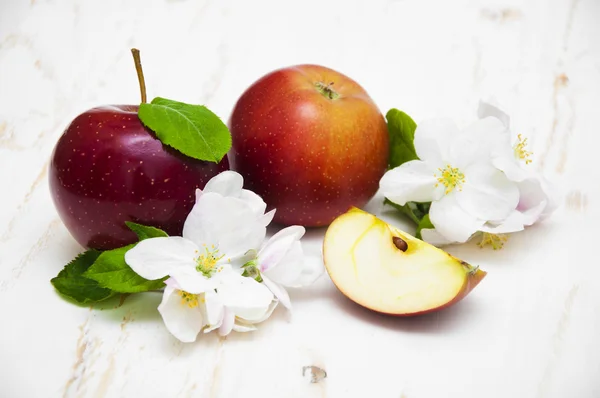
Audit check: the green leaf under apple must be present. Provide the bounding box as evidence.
[52,223,169,303]
[50,250,116,305]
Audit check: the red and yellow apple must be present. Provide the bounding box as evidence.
[229,64,389,227]
[323,208,486,315]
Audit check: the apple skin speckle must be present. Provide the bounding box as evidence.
[49,105,229,250]
[229,64,389,227]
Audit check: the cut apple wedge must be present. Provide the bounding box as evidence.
[323,208,486,316]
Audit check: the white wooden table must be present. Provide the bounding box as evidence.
[1,0,599,397]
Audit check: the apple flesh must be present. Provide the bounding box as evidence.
[229,64,389,227]
[323,208,486,315]
[49,105,229,250]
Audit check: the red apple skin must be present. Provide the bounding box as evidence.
[229,64,389,227]
[49,105,229,250]
[331,265,487,317]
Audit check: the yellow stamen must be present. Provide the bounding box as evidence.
[434,165,465,195]
[514,134,533,164]
[179,291,199,308]
[478,232,508,250]
[196,246,225,276]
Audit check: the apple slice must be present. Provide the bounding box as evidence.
[323,208,486,315]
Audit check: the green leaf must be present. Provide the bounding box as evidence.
[415,202,431,217]
[83,245,166,293]
[51,250,117,304]
[52,223,168,303]
[383,198,429,225]
[138,97,231,163]
[386,108,419,169]
[125,221,168,241]
[416,214,435,240]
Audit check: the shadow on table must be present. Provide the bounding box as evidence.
[295,275,486,334]
[93,291,163,323]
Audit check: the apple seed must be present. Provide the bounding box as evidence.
[392,236,408,252]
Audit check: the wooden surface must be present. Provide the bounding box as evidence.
[1,0,599,397]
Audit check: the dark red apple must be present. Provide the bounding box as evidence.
[229,64,389,227]
[49,105,229,250]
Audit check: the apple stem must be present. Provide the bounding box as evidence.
[467,264,480,275]
[131,48,147,104]
[315,81,340,100]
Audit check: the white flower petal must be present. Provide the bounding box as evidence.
[169,268,214,294]
[194,188,203,203]
[517,178,545,211]
[218,308,235,336]
[478,100,510,128]
[380,160,438,205]
[520,201,547,226]
[480,211,526,234]
[457,163,519,221]
[258,226,305,272]
[539,178,559,219]
[239,189,269,217]
[229,299,279,332]
[217,273,274,321]
[219,221,268,263]
[492,156,531,182]
[226,251,255,270]
[260,209,276,227]
[262,275,292,310]
[207,264,242,288]
[451,117,510,168]
[202,170,269,217]
[262,241,304,286]
[158,286,204,343]
[124,237,199,281]
[182,192,236,245]
[515,177,556,225]
[249,299,279,324]
[429,194,484,243]
[262,226,305,255]
[419,228,456,246]
[183,192,267,259]
[203,290,224,333]
[203,170,244,197]
[414,118,459,163]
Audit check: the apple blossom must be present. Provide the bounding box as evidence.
[156,269,274,342]
[380,116,519,244]
[125,171,276,342]
[382,101,557,247]
[478,101,558,228]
